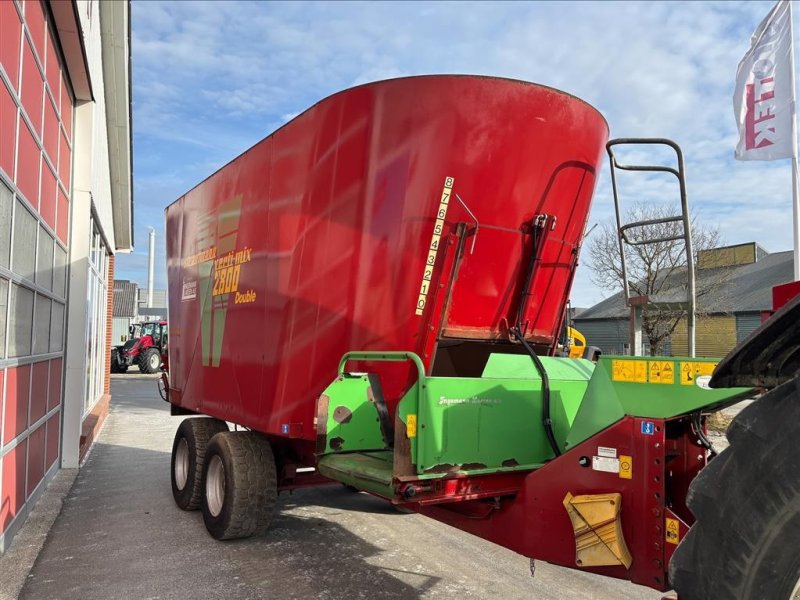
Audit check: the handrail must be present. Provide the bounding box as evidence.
[605,138,696,357]
[338,351,427,382]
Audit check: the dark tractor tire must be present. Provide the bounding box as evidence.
[110,348,128,373]
[201,431,278,540]
[171,418,229,511]
[138,347,161,374]
[669,377,800,600]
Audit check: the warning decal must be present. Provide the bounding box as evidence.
[619,455,633,479]
[406,414,417,438]
[665,517,680,545]
[648,360,675,384]
[611,359,648,383]
[680,361,717,385]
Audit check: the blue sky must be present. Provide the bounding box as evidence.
[117,0,793,308]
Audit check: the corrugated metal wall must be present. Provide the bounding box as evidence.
[670,314,737,358]
[572,319,629,355]
[111,317,133,345]
[735,312,762,343]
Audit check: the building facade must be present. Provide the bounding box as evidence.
[0,0,132,552]
[574,244,793,358]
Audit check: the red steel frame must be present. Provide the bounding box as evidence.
[409,416,705,591]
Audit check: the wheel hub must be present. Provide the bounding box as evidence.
[206,455,225,517]
[174,438,189,491]
[149,352,160,369]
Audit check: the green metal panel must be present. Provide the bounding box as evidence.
[317,351,751,487]
[413,353,591,474]
[321,374,388,453]
[565,355,752,450]
[317,451,394,498]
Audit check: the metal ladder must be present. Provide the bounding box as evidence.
[606,138,696,357]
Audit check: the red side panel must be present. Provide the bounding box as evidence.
[166,76,608,441]
[772,280,800,311]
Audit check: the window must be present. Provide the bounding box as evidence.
[12,199,36,280]
[53,244,66,298]
[33,294,51,354]
[9,283,33,357]
[0,181,11,268]
[0,278,7,358]
[49,300,64,352]
[36,226,54,290]
[84,217,109,414]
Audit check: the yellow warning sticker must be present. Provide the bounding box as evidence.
[619,455,633,479]
[648,360,675,384]
[406,414,417,438]
[665,517,680,545]
[680,361,717,385]
[611,359,648,383]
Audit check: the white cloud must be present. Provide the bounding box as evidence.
[121,0,796,308]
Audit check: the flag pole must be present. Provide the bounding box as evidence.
[790,0,800,281]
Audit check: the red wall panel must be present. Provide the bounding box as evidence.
[0,1,22,92]
[39,160,55,228]
[23,1,45,66]
[3,364,31,444]
[20,37,42,137]
[45,413,59,470]
[15,120,38,205]
[1,439,27,532]
[44,28,59,103]
[0,81,16,178]
[26,424,45,498]
[59,73,70,141]
[56,186,67,242]
[0,371,4,442]
[42,93,57,163]
[58,128,69,188]
[47,357,61,411]
[29,360,48,424]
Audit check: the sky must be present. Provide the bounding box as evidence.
[116,0,795,308]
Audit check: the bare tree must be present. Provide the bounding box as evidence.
[586,203,725,355]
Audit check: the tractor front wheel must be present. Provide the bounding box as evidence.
[138,347,161,374]
[110,348,128,373]
[669,377,800,599]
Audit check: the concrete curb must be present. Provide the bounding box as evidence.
[0,469,78,600]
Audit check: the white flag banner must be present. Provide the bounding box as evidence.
[734,0,794,161]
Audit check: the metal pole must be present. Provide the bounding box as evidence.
[789,1,800,281]
[147,227,155,308]
[676,149,696,358]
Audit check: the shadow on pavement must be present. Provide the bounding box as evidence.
[21,441,438,600]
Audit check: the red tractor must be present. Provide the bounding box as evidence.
[110,320,167,374]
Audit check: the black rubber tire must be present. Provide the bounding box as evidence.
[171,418,229,511]
[110,348,128,373]
[201,431,278,540]
[669,377,800,600]
[138,347,161,373]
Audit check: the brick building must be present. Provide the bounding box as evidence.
[0,0,132,551]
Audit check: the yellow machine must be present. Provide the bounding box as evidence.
[566,326,586,359]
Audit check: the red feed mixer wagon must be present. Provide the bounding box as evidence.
[163,75,800,599]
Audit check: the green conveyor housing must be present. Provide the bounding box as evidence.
[316,352,750,497]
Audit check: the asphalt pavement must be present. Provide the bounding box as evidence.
[13,376,663,600]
